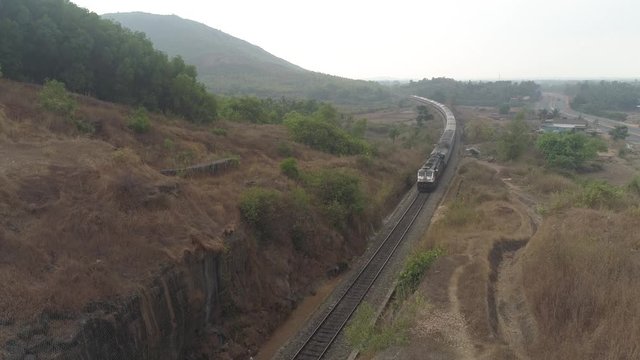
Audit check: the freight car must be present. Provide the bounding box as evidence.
[411,96,456,192]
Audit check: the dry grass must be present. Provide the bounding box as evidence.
[523,167,576,195]
[522,208,640,359]
[0,78,428,351]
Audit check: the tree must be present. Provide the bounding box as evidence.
[609,125,629,140]
[350,118,367,138]
[499,104,510,115]
[536,132,606,169]
[388,126,400,144]
[538,109,549,120]
[0,0,218,123]
[497,113,529,160]
[416,105,433,126]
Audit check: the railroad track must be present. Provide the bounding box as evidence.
[292,191,429,360]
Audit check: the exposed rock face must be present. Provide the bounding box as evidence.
[4,249,222,360]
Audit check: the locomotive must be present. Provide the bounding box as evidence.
[411,96,457,192]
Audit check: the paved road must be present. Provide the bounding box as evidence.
[539,92,640,143]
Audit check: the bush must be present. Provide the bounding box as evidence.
[239,188,281,240]
[304,169,364,229]
[499,103,510,114]
[280,157,299,179]
[163,138,175,151]
[127,107,151,134]
[284,111,370,155]
[345,302,409,353]
[536,132,606,169]
[397,248,443,298]
[497,113,529,161]
[74,119,95,134]
[578,180,624,209]
[39,79,76,117]
[609,125,629,140]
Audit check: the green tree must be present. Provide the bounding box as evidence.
[499,103,510,115]
[388,126,400,144]
[536,132,606,169]
[351,118,367,138]
[0,0,217,123]
[497,113,529,160]
[609,125,629,140]
[283,111,369,155]
[415,105,433,126]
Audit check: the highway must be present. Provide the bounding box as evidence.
[539,92,640,143]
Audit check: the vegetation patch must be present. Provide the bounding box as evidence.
[536,132,606,170]
[39,79,76,117]
[397,248,443,299]
[284,111,370,156]
[280,158,299,179]
[127,107,151,134]
[303,169,364,230]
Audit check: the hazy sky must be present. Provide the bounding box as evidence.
[71,0,639,81]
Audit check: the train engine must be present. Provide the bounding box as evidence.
[417,152,445,192]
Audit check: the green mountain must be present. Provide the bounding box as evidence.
[103,12,392,106]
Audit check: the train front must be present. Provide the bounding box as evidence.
[417,167,437,192]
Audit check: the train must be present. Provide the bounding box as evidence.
[411,96,457,192]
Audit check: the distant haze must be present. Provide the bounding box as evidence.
[71,0,640,81]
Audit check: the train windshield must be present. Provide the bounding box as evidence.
[426,169,435,181]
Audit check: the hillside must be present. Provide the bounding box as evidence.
[0,78,432,359]
[103,12,393,106]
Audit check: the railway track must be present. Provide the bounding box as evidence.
[292,191,429,360]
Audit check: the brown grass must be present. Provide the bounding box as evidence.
[0,78,428,351]
[522,208,640,360]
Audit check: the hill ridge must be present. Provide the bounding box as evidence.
[103,12,393,106]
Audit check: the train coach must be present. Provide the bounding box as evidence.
[411,96,456,192]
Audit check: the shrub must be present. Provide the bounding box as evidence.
[74,119,95,134]
[304,169,364,229]
[127,107,151,134]
[239,188,281,241]
[345,302,409,353]
[536,132,606,169]
[283,111,370,155]
[397,248,444,298]
[163,138,175,151]
[497,113,529,161]
[280,157,299,179]
[578,180,624,209]
[609,125,629,140]
[39,79,76,117]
